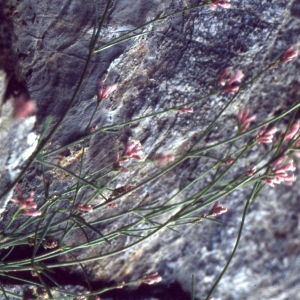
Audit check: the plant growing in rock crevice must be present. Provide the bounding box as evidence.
[0,1,299,299]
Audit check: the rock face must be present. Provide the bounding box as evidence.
[0,1,37,215]
[1,0,300,299]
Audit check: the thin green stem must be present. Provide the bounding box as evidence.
[204,182,262,300]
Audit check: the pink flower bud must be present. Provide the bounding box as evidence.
[141,272,162,285]
[247,166,256,177]
[179,107,194,113]
[11,185,39,211]
[210,201,227,216]
[75,203,93,213]
[98,81,117,101]
[218,69,244,94]
[238,109,256,132]
[23,209,42,217]
[257,125,277,144]
[272,155,288,169]
[122,138,143,161]
[284,121,300,140]
[210,0,231,10]
[155,154,175,164]
[275,161,295,173]
[227,70,244,86]
[266,158,296,187]
[225,158,235,165]
[280,46,298,63]
[90,125,97,132]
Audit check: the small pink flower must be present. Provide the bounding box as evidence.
[13,94,36,119]
[122,138,143,161]
[98,81,117,101]
[11,184,42,217]
[155,154,175,164]
[107,203,118,208]
[210,201,227,216]
[227,70,244,86]
[210,0,231,10]
[282,174,297,185]
[238,109,256,132]
[218,69,231,86]
[140,272,162,285]
[272,155,288,169]
[23,209,42,217]
[218,69,244,94]
[225,158,235,165]
[280,46,298,63]
[11,184,37,210]
[275,160,295,173]
[266,158,296,187]
[284,121,300,140]
[247,166,256,177]
[179,107,194,113]
[75,203,93,213]
[257,125,277,144]
[89,125,97,132]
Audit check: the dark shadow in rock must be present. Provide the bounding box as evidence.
[1,245,196,299]
[290,0,300,18]
[94,280,198,300]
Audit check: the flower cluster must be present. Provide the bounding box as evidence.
[210,0,231,10]
[122,138,143,161]
[114,138,144,171]
[256,125,277,144]
[238,109,256,132]
[140,272,162,285]
[218,69,244,94]
[10,184,42,216]
[265,155,296,187]
[209,201,228,216]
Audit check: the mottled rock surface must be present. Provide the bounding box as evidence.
[1,0,300,300]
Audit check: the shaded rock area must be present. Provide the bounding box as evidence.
[0,0,300,299]
[0,0,37,215]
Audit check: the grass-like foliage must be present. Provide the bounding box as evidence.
[0,1,299,299]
